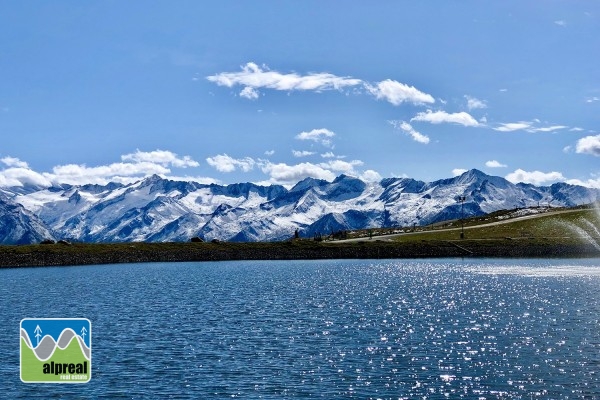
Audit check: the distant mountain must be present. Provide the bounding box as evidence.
[0,193,55,244]
[1,169,598,244]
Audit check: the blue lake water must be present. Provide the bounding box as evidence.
[2,258,600,398]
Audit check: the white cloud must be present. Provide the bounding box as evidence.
[264,150,275,156]
[485,160,507,168]
[389,120,430,144]
[554,20,567,27]
[292,150,315,158]
[494,121,532,132]
[206,154,255,172]
[240,86,259,100]
[207,62,362,95]
[570,127,584,132]
[259,159,368,186]
[493,121,568,133]
[505,169,566,185]
[319,159,363,174]
[465,95,487,110]
[360,169,382,182]
[121,149,199,168]
[575,134,600,156]
[1,156,29,169]
[0,150,216,187]
[566,177,600,189]
[366,79,435,106]
[0,155,176,187]
[0,166,52,187]
[49,162,171,185]
[321,152,336,158]
[586,96,600,103]
[452,168,468,176]
[260,161,336,185]
[295,128,336,147]
[411,110,479,127]
[529,125,567,133]
[208,63,436,108]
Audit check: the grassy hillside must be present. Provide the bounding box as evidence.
[0,206,598,267]
[351,206,600,246]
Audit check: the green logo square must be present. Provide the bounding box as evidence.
[20,318,91,383]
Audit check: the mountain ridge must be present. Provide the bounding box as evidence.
[1,169,598,244]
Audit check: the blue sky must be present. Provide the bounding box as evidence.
[0,1,599,188]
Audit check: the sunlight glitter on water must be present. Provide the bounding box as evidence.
[1,258,600,398]
[468,265,600,277]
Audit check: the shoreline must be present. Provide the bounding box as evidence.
[0,240,598,268]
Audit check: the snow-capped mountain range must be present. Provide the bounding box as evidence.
[0,169,598,245]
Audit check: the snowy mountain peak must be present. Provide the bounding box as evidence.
[290,177,329,193]
[456,169,489,183]
[2,171,599,244]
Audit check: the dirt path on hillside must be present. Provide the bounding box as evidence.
[332,208,589,243]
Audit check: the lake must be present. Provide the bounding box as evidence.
[2,258,600,398]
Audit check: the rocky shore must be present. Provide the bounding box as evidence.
[0,239,597,268]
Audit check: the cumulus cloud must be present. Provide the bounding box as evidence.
[360,169,382,182]
[205,154,255,173]
[0,165,52,187]
[0,150,200,187]
[452,168,468,176]
[465,95,487,110]
[207,62,362,97]
[485,160,507,168]
[365,79,435,106]
[240,86,259,100]
[566,177,600,189]
[50,162,171,185]
[321,152,336,158]
[411,110,480,127]
[292,150,315,158]
[505,169,566,185]
[264,150,275,156]
[295,128,336,147]
[1,156,29,169]
[319,159,364,174]
[0,150,218,187]
[258,158,371,186]
[260,161,336,185]
[0,157,40,187]
[208,62,435,107]
[1,160,176,187]
[575,134,600,156]
[121,149,199,168]
[389,120,430,144]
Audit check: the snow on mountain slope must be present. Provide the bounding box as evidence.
[0,194,55,244]
[3,169,599,244]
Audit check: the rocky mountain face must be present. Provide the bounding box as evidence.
[0,193,56,244]
[0,169,598,244]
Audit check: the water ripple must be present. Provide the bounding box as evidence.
[1,258,600,398]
